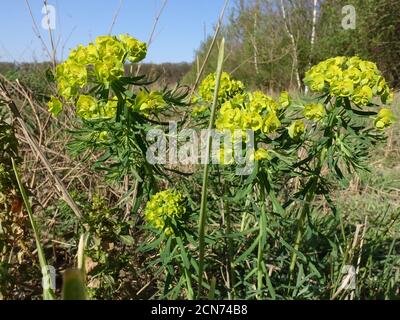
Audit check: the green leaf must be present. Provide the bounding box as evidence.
[62,269,88,300]
[120,235,135,245]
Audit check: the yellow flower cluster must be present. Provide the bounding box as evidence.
[374,108,396,130]
[48,35,146,118]
[134,91,167,114]
[191,104,209,117]
[213,91,290,162]
[48,35,172,119]
[215,91,287,135]
[76,95,118,120]
[288,119,305,139]
[72,90,166,120]
[144,189,186,236]
[198,72,245,103]
[55,34,147,100]
[303,103,326,122]
[47,96,63,116]
[254,148,271,161]
[219,145,272,164]
[304,56,393,105]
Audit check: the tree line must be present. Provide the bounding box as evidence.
[185,0,400,91]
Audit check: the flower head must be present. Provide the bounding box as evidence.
[54,34,147,102]
[374,108,396,130]
[55,61,87,99]
[191,104,209,117]
[241,111,263,131]
[215,89,282,136]
[198,72,245,103]
[119,34,147,63]
[304,72,325,92]
[144,189,186,236]
[288,119,305,139]
[352,85,373,106]
[47,96,63,116]
[254,148,271,161]
[279,91,291,108]
[94,58,124,83]
[262,111,281,133]
[303,103,325,122]
[304,56,393,106]
[76,95,98,119]
[330,79,354,97]
[248,91,279,113]
[95,35,125,62]
[134,91,167,114]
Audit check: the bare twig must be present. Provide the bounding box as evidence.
[24,0,53,65]
[108,0,125,35]
[0,81,83,219]
[350,216,368,300]
[43,0,57,69]
[279,0,301,90]
[135,0,169,77]
[305,0,318,94]
[188,0,230,101]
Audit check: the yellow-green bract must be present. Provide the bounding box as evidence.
[48,34,151,120]
[197,72,245,104]
[144,189,186,236]
[304,56,394,105]
[374,108,396,130]
[288,120,305,139]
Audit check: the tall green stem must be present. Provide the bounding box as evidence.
[197,38,225,299]
[288,174,320,284]
[256,196,267,299]
[288,144,327,284]
[223,195,235,299]
[12,157,55,300]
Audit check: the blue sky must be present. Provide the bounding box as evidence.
[0,0,230,63]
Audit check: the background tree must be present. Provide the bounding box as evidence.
[186,0,400,90]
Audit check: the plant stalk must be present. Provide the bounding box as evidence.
[223,195,235,299]
[12,157,56,300]
[289,176,319,282]
[197,38,225,299]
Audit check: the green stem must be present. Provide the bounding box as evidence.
[197,38,225,299]
[256,187,267,299]
[288,144,326,285]
[339,212,347,243]
[224,195,235,299]
[289,176,319,283]
[12,157,55,300]
[256,215,265,298]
